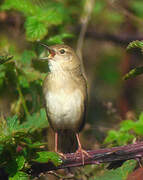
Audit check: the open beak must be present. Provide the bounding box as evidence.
[39,43,56,59]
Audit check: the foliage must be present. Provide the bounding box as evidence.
[105,112,143,146]
[123,40,143,80]
[0,0,75,178]
[0,0,143,179]
[94,160,136,180]
[0,109,62,179]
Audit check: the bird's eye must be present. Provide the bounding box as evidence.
[59,49,65,54]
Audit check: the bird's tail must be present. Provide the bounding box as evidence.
[58,130,78,153]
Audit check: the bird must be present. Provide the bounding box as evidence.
[41,43,88,164]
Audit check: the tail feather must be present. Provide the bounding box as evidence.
[58,130,78,153]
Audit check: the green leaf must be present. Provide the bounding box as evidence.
[21,50,36,65]
[123,67,143,80]
[127,40,143,50]
[5,159,17,176]
[47,33,74,45]
[0,0,37,16]
[28,141,46,148]
[16,155,25,170]
[9,171,29,180]
[20,108,48,132]
[0,55,13,65]
[6,115,19,132]
[18,75,29,88]
[130,1,143,18]
[94,160,136,180]
[25,17,48,41]
[133,122,143,135]
[104,130,118,144]
[33,151,62,166]
[120,120,135,131]
[138,112,143,122]
[40,2,69,24]
[105,129,134,146]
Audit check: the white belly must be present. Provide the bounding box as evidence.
[45,89,83,130]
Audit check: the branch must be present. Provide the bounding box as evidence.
[85,30,143,45]
[29,141,143,177]
[76,0,94,59]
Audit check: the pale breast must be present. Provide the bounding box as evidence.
[45,89,84,131]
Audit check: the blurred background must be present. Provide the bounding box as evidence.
[0,0,143,177]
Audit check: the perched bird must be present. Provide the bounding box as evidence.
[41,43,88,163]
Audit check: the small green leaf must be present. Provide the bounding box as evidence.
[47,33,74,45]
[16,155,25,170]
[33,151,62,166]
[6,115,19,132]
[104,130,118,144]
[134,122,143,135]
[20,108,48,132]
[21,50,36,65]
[120,120,135,131]
[0,55,13,65]
[123,67,143,80]
[138,112,143,122]
[25,17,48,41]
[9,171,29,180]
[127,40,143,50]
[28,142,46,148]
[18,75,29,88]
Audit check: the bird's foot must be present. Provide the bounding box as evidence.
[75,148,91,165]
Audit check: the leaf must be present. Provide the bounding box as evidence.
[130,1,143,18]
[123,67,143,80]
[5,156,25,175]
[5,159,17,176]
[6,115,19,132]
[47,33,74,45]
[120,120,135,131]
[104,130,118,144]
[133,122,143,135]
[0,55,13,65]
[0,0,37,16]
[28,141,46,148]
[40,2,69,24]
[21,50,36,65]
[104,129,134,146]
[25,16,48,41]
[127,40,143,50]
[16,155,25,170]
[138,112,143,122]
[19,108,48,132]
[18,75,29,88]
[9,171,29,180]
[94,160,136,180]
[33,151,62,166]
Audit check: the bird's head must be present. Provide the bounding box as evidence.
[40,44,80,72]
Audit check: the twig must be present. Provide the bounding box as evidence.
[76,0,94,83]
[29,141,143,177]
[15,68,30,116]
[105,0,143,26]
[76,0,94,60]
[84,30,143,45]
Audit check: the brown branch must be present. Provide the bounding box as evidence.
[29,141,143,177]
[85,30,143,45]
